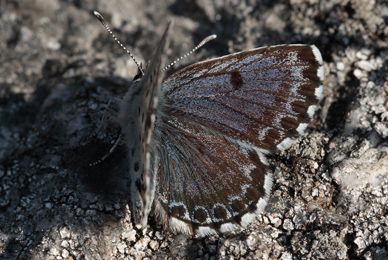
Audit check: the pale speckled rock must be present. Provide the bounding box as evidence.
[332,144,388,200]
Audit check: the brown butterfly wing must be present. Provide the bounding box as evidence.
[153,45,323,235]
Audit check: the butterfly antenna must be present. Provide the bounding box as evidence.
[94,11,144,75]
[162,34,217,72]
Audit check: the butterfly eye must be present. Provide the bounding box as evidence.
[133,72,143,81]
[133,62,145,81]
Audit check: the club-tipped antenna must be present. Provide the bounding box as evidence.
[161,34,217,72]
[93,11,144,75]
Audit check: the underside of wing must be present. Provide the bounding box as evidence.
[119,21,172,228]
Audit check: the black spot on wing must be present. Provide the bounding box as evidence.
[230,72,243,90]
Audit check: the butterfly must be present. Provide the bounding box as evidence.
[94,12,324,237]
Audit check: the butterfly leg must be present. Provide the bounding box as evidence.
[95,97,122,134]
[88,98,122,166]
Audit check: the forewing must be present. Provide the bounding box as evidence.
[162,45,323,152]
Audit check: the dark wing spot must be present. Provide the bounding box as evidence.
[193,208,208,223]
[213,205,228,222]
[134,161,140,172]
[171,205,188,219]
[230,199,247,213]
[231,72,243,90]
[135,179,142,192]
